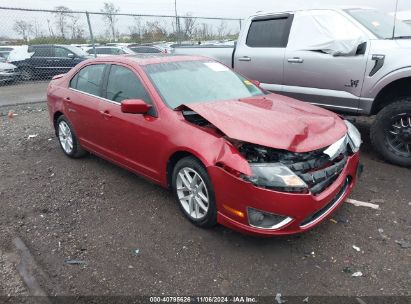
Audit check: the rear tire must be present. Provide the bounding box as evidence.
[56,115,88,158]
[370,98,411,167]
[20,67,34,81]
[172,156,217,228]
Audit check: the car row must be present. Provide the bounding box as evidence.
[47,54,362,236]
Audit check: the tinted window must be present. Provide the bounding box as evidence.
[131,47,161,53]
[55,47,72,58]
[106,65,152,104]
[71,64,106,96]
[32,47,53,57]
[246,17,291,47]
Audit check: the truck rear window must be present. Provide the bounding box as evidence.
[246,17,291,47]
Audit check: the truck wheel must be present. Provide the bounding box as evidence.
[20,67,34,81]
[370,98,411,167]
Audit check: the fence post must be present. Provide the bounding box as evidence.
[86,12,96,58]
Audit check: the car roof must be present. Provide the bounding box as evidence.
[87,54,209,66]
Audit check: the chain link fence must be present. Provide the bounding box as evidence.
[0,6,242,86]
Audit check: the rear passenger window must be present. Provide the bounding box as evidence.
[32,47,53,57]
[106,65,152,104]
[70,64,106,96]
[246,17,291,47]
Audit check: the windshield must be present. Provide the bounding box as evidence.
[346,9,411,39]
[143,60,264,109]
[64,45,89,57]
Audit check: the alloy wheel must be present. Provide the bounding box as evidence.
[58,120,74,154]
[176,167,209,220]
[386,113,411,157]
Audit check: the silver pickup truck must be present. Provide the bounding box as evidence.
[173,8,411,167]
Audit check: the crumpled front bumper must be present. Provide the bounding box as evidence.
[208,152,360,236]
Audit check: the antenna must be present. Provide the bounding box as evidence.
[392,0,399,39]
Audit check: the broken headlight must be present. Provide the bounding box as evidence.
[244,163,308,192]
[344,120,362,153]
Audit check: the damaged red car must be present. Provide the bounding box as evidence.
[47,55,362,236]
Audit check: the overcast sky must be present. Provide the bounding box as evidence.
[1,0,410,40]
[1,0,410,18]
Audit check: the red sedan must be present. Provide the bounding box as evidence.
[47,55,362,236]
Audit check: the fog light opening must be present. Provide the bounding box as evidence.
[247,207,293,230]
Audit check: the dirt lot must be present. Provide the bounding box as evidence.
[0,103,410,298]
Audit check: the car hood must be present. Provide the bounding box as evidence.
[182,93,347,153]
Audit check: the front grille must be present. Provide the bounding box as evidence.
[3,69,15,73]
[284,146,350,195]
[300,176,351,227]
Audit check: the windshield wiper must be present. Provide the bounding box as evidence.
[394,36,411,39]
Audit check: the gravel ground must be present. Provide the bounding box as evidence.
[0,103,410,297]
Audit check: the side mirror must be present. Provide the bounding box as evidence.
[250,79,260,87]
[121,99,152,114]
[68,53,75,59]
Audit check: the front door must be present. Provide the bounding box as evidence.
[97,64,162,180]
[283,10,369,114]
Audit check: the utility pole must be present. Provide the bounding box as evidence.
[174,0,180,44]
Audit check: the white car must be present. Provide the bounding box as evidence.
[86,46,135,57]
[0,62,20,83]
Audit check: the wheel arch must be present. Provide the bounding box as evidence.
[166,150,209,189]
[53,111,64,135]
[371,76,411,115]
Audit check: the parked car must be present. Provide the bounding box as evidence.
[0,62,20,83]
[12,45,90,81]
[129,44,167,54]
[0,47,13,61]
[47,55,362,236]
[173,8,411,167]
[86,46,135,57]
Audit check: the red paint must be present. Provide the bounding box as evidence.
[47,55,360,236]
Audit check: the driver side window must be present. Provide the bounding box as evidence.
[106,65,152,104]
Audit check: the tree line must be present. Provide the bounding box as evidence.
[11,2,238,44]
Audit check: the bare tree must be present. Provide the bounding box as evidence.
[13,20,33,41]
[216,20,228,39]
[129,16,145,42]
[196,23,211,41]
[182,13,197,39]
[32,19,44,38]
[144,21,167,42]
[101,2,119,42]
[69,14,85,39]
[54,6,72,39]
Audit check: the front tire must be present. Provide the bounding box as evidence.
[370,98,411,167]
[172,156,217,228]
[56,115,87,158]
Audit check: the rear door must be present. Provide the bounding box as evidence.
[97,64,161,180]
[28,46,54,77]
[66,64,107,150]
[282,10,369,113]
[234,14,293,91]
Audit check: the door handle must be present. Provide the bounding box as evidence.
[63,97,72,103]
[100,111,112,119]
[287,57,304,63]
[238,56,251,62]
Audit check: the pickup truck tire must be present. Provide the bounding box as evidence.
[370,99,411,167]
[20,67,34,81]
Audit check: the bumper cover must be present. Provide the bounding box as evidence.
[209,152,360,236]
